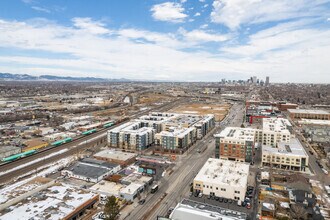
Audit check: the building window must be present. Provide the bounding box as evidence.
[210,186,212,189]
[216,187,218,190]
[234,190,240,194]
[221,188,226,191]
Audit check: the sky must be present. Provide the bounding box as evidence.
[0,0,329,82]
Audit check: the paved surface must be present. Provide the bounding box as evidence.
[123,102,247,220]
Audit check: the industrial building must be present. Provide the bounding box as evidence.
[262,118,292,147]
[61,158,120,183]
[155,126,197,153]
[169,199,247,220]
[107,121,155,151]
[193,158,249,201]
[288,109,330,120]
[262,138,309,171]
[94,149,137,166]
[214,127,258,162]
[0,182,99,220]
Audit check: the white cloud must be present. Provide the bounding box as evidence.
[194,12,201,17]
[179,28,229,43]
[72,17,110,35]
[203,4,208,8]
[211,0,330,30]
[199,0,205,2]
[180,0,187,3]
[150,2,188,23]
[21,0,34,4]
[0,17,329,82]
[200,24,208,29]
[31,6,50,13]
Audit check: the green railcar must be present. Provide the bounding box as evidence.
[51,137,73,147]
[1,150,37,162]
[82,129,97,135]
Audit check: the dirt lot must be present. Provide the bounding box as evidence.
[170,103,231,121]
[138,92,174,104]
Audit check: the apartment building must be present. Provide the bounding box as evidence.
[193,158,249,201]
[155,126,197,152]
[262,118,292,147]
[288,109,330,120]
[214,127,259,162]
[107,121,155,151]
[262,138,309,171]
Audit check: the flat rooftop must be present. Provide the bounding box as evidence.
[262,138,308,157]
[0,183,97,220]
[170,199,247,220]
[288,109,329,115]
[298,119,330,125]
[194,158,249,188]
[65,161,110,179]
[90,180,123,197]
[214,127,256,142]
[94,149,137,162]
[262,118,291,133]
[157,126,195,138]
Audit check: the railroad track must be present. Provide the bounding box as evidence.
[0,98,186,185]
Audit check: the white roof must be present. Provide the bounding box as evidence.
[262,118,291,133]
[0,184,97,220]
[298,119,330,125]
[157,126,195,138]
[288,109,329,115]
[262,138,308,157]
[94,150,137,161]
[119,183,142,195]
[194,158,249,188]
[214,127,256,142]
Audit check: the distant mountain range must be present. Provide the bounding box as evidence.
[0,73,131,82]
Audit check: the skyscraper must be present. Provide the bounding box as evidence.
[265,76,270,86]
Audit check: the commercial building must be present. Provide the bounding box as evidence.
[262,138,309,171]
[61,158,121,183]
[262,118,292,147]
[0,182,99,220]
[94,149,137,166]
[193,158,249,201]
[155,126,197,153]
[107,121,155,151]
[169,199,247,220]
[288,109,330,120]
[214,127,258,162]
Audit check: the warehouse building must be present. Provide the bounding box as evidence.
[288,109,330,120]
[262,118,292,147]
[193,158,249,201]
[61,158,120,183]
[214,127,258,162]
[262,138,309,171]
[94,149,137,166]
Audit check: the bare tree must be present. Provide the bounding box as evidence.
[290,204,308,220]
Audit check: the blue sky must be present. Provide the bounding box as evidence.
[0,0,329,82]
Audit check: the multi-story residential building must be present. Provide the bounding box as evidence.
[214,127,259,162]
[262,118,292,146]
[193,158,249,202]
[288,109,330,120]
[155,126,196,152]
[262,138,309,171]
[107,121,154,151]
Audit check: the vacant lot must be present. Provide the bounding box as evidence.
[171,103,231,121]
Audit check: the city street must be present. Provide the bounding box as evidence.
[124,102,246,220]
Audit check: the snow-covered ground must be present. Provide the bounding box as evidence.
[77,133,107,145]
[0,149,68,177]
[0,157,73,205]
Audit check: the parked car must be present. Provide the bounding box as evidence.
[228,199,233,204]
[207,194,211,199]
[138,199,146,205]
[215,196,219,201]
[198,193,203,198]
[224,198,228,203]
[219,197,224,202]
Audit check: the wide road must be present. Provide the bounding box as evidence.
[0,98,186,185]
[125,102,245,220]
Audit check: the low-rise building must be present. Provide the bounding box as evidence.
[61,158,120,183]
[214,127,258,162]
[262,138,309,171]
[193,158,249,201]
[288,109,330,120]
[94,149,137,166]
[0,146,21,160]
[170,199,247,220]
